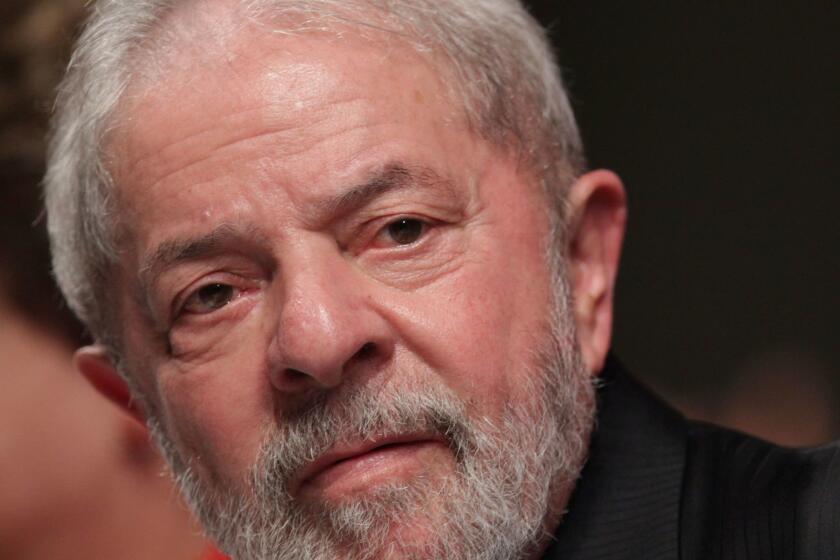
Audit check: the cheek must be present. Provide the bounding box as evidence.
[386,222,553,414]
[153,328,275,486]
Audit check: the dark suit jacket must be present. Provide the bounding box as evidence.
[544,356,840,559]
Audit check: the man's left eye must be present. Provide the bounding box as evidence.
[382,218,425,246]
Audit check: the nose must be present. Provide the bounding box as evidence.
[267,252,393,394]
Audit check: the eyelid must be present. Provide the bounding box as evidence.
[172,280,213,319]
[368,215,433,249]
[171,273,253,320]
[181,283,240,315]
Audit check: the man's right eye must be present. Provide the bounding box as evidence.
[181,283,238,315]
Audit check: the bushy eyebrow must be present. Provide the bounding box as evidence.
[136,162,459,297]
[316,163,459,219]
[138,223,267,295]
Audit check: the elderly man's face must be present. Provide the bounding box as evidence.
[82,19,623,560]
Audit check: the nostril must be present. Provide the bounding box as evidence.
[273,342,383,392]
[355,342,376,361]
[284,368,308,382]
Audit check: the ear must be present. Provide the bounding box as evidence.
[565,169,627,375]
[75,345,147,424]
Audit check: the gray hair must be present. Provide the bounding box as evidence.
[45,0,585,345]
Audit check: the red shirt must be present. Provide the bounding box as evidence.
[199,547,229,560]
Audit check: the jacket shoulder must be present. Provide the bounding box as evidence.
[681,422,840,559]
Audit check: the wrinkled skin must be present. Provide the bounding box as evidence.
[77,7,626,559]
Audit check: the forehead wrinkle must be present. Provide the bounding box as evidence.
[116,107,306,193]
[117,86,369,196]
[119,103,272,174]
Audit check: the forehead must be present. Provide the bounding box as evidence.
[114,3,459,148]
[104,10,494,270]
[109,10,464,200]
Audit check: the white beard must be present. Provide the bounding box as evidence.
[145,266,595,560]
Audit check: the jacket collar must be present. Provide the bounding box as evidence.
[542,356,687,560]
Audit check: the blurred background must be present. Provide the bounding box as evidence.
[0,1,837,556]
[1,3,221,559]
[527,1,840,444]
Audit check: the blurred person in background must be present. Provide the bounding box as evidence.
[680,349,840,449]
[0,157,224,560]
[1,2,226,558]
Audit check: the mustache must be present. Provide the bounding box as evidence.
[251,383,476,499]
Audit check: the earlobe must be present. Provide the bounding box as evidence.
[75,345,146,424]
[566,170,627,375]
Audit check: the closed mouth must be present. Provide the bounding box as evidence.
[290,433,446,495]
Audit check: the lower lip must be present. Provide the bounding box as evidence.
[300,440,448,498]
